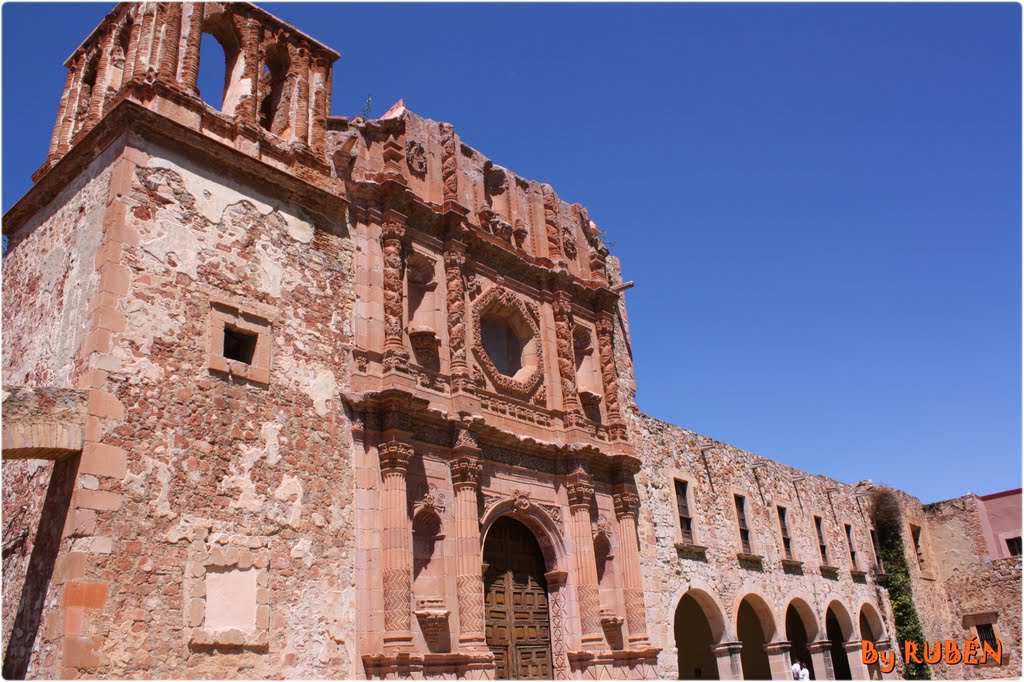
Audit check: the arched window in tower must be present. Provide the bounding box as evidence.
[197,13,244,114]
[73,53,100,137]
[107,19,133,95]
[259,42,291,135]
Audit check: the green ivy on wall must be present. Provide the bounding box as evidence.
[871,487,932,680]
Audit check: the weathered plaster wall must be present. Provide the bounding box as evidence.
[976,491,1022,560]
[71,137,358,678]
[2,147,115,387]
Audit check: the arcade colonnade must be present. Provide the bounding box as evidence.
[672,586,896,681]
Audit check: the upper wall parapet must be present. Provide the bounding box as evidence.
[327,105,615,286]
[39,2,338,184]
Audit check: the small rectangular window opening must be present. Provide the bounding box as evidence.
[778,506,793,560]
[224,326,258,364]
[845,524,857,568]
[1006,537,1022,557]
[815,516,828,564]
[910,525,926,568]
[675,480,693,545]
[870,528,884,570]
[735,495,751,554]
[976,623,998,652]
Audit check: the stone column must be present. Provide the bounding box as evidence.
[157,2,182,83]
[293,48,310,145]
[764,641,793,680]
[844,641,870,680]
[612,489,650,648]
[444,240,469,383]
[181,2,204,94]
[310,57,329,151]
[380,213,409,365]
[123,8,143,84]
[595,310,621,424]
[449,429,486,652]
[552,292,582,423]
[86,33,115,126]
[567,468,602,650]
[135,3,156,75]
[237,17,260,125]
[51,68,77,158]
[712,642,743,681]
[809,640,835,680]
[379,439,414,651]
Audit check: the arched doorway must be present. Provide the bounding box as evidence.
[859,607,883,680]
[737,595,774,681]
[786,601,817,679]
[826,604,853,680]
[483,517,552,679]
[675,593,720,679]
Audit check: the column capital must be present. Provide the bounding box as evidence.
[449,456,483,489]
[807,640,832,654]
[764,641,792,654]
[568,480,594,509]
[711,642,743,656]
[379,440,414,474]
[380,220,406,242]
[613,491,639,519]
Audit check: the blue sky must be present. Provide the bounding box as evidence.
[3,3,1020,503]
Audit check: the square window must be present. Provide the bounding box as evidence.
[207,301,272,384]
[1006,536,1021,557]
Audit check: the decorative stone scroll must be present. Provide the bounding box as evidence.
[406,141,427,177]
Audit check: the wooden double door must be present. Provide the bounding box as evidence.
[483,517,553,680]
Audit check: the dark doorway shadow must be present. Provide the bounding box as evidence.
[3,456,79,679]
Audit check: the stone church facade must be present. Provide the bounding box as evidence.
[1,3,1019,680]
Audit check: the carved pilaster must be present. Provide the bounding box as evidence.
[380,216,408,361]
[552,292,582,421]
[542,184,564,263]
[566,467,601,649]
[612,487,650,648]
[595,311,621,424]
[379,440,414,650]
[444,243,469,380]
[449,450,486,651]
[440,122,458,204]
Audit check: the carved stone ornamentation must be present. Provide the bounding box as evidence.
[538,502,564,526]
[541,184,563,261]
[551,293,581,415]
[469,286,545,398]
[449,456,483,489]
[567,481,594,509]
[406,140,427,177]
[595,313,621,422]
[379,440,414,473]
[380,220,408,356]
[415,483,447,515]
[444,247,468,374]
[481,492,504,518]
[453,427,478,450]
[439,122,458,202]
[513,489,531,511]
[613,491,639,519]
